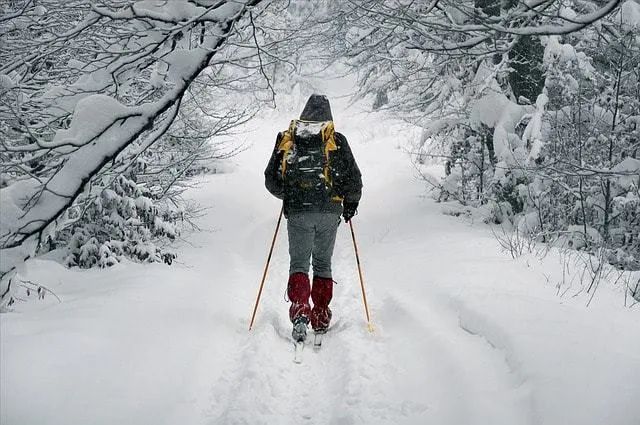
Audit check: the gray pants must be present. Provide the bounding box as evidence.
[287,212,341,278]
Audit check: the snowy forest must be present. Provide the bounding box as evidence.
[1,1,639,425]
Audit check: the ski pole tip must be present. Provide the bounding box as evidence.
[367,323,375,333]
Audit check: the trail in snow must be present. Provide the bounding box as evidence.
[2,80,639,425]
[193,96,532,425]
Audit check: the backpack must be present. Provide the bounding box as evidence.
[277,119,343,206]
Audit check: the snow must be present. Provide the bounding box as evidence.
[94,0,248,23]
[0,73,16,89]
[611,157,640,190]
[517,211,542,234]
[164,49,207,83]
[0,179,41,236]
[621,0,640,27]
[52,95,131,149]
[470,92,533,164]
[133,0,203,21]
[2,78,639,425]
[523,92,548,164]
[1,21,229,275]
[135,196,154,212]
[0,95,147,245]
[543,36,595,79]
[470,92,513,129]
[559,5,578,21]
[564,225,605,250]
[0,180,42,273]
[34,5,47,16]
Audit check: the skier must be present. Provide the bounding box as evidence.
[264,94,362,343]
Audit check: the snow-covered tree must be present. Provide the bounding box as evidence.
[0,0,267,304]
[329,0,639,272]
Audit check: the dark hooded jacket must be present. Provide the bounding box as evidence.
[264,94,362,216]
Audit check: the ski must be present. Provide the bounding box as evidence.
[313,332,323,350]
[293,340,304,363]
[291,317,308,363]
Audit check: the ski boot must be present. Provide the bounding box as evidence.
[292,316,309,343]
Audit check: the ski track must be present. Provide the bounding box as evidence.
[207,258,398,425]
[204,227,532,425]
[200,200,532,423]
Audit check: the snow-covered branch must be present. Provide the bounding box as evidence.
[0,0,263,286]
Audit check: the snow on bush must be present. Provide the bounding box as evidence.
[391,5,640,274]
[57,175,179,269]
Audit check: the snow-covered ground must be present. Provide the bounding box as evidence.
[2,82,639,425]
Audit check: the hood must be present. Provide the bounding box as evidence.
[299,94,333,122]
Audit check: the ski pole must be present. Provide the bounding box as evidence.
[349,220,374,332]
[249,206,284,331]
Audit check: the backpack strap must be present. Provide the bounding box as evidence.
[320,122,344,202]
[277,120,297,178]
[320,121,338,189]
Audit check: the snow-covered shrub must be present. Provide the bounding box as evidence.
[57,174,180,268]
[534,22,640,269]
[393,3,640,271]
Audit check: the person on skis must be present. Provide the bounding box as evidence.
[264,94,362,342]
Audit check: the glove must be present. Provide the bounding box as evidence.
[342,201,359,223]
